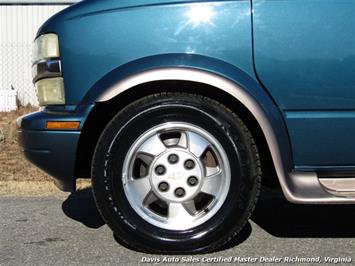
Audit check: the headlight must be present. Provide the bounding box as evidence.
[33,33,60,63]
[35,77,65,106]
[32,33,65,106]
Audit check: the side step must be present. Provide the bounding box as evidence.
[319,178,355,196]
[282,172,355,204]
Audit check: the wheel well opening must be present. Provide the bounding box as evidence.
[76,80,278,187]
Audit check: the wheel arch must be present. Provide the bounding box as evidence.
[76,55,294,200]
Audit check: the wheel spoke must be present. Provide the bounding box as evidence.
[126,176,152,205]
[177,131,188,148]
[143,191,158,206]
[187,131,210,158]
[136,153,154,166]
[137,134,166,156]
[201,170,223,197]
[205,166,220,177]
[183,200,198,215]
[168,202,194,221]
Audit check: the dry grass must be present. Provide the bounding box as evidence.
[0,179,91,197]
[0,107,88,196]
[0,107,52,183]
[0,181,67,197]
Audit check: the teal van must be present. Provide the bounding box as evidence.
[18,0,355,253]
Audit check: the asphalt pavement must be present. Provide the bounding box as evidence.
[1,188,355,266]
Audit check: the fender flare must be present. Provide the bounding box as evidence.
[81,54,314,202]
[94,67,301,199]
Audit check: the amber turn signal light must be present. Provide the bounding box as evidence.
[46,121,80,130]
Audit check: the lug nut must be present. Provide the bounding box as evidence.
[155,165,166,175]
[175,187,186,198]
[184,159,195,170]
[187,176,198,186]
[158,182,169,192]
[168,154,179,164]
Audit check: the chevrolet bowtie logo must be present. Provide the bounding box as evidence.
[168,172,184,180]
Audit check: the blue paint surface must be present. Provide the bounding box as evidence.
[253,0,355,167]
[39,0,255,105]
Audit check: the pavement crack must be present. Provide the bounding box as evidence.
[24,237,65,246]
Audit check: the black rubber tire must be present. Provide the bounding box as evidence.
[91,92,261,254]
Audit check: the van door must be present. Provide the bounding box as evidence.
[253,0,355,169]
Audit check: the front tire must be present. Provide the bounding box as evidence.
[91,93,261,254]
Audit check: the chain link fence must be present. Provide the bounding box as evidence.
[0,4,71,109]
[0,44,36,106]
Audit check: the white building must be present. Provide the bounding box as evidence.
[0,0,78,107]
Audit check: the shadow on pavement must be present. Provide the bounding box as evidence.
[217,222,252,252]
[61,186,355,252]
[62,188,105,229]
[61,187,252,252]
[252,188,355,238]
